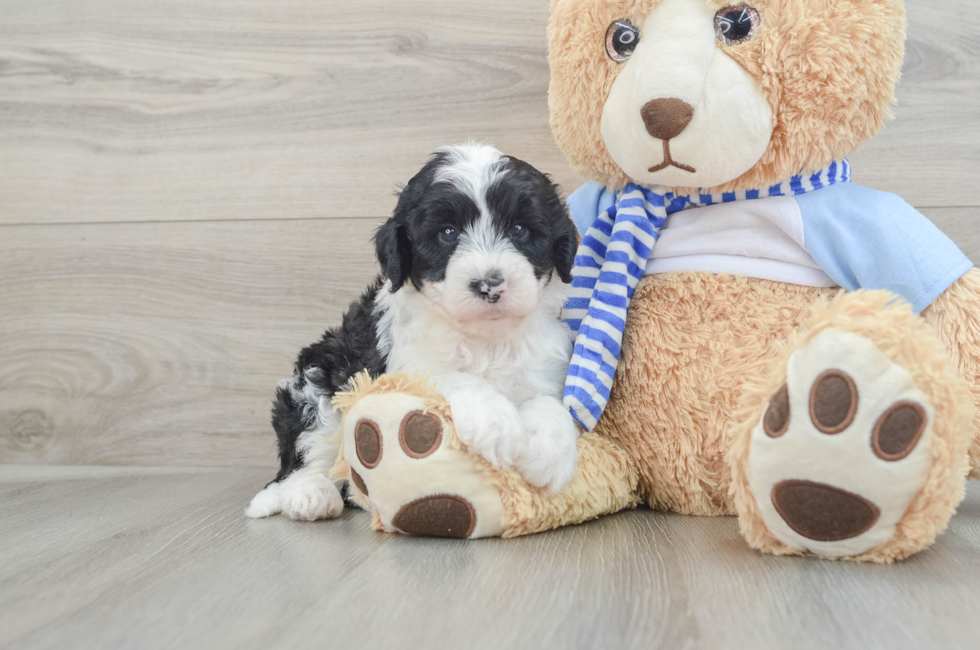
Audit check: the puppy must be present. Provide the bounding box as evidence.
[246,144,581,521]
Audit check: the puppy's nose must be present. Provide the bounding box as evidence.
[641,98,694,141]
[470,273,506,304]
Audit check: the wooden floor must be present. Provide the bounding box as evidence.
[1,465,979,650]
[2,0,980,648]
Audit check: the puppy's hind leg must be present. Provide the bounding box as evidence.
[247,465,344,521]
[248,426,346,521]
[280,411,346,521]
[246,378,345,521]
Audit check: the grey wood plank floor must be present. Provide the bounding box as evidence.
[3,465,980,650]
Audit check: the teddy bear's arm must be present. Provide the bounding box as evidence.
[796,182,973,314]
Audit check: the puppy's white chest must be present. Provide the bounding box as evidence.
[481,365,541,404]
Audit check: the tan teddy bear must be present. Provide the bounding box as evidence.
[332,0,980,563]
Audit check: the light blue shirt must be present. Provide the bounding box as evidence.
[567,182,972,314]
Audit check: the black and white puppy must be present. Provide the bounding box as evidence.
[246,144,581,521]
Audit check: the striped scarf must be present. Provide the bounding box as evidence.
[563,161,852,431]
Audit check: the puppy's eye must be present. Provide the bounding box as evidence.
[605,20,639,63]
[438,227,458,245]
[714,5,760,46]
[509,224,529,240]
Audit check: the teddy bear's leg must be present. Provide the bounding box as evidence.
[922,268,980,479]
[728,290,976,563]
[330,373,641,539]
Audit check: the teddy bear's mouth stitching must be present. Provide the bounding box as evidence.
[649,139,697,174]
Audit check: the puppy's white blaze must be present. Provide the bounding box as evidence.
[435,143,506,214]
[460,211,507,261]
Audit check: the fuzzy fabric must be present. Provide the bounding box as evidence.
[564,162,851,430]
[331,372,458,514]
[332,373,457,453]
[593,271,836,515]
[923,268,980,480]
[331,371,641,538]
[492,433,641,538]
[548,0,906,193]
[727,290,975,563]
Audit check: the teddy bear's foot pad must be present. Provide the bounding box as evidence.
[342,390,505,539]
[770,480,880,542]
[749,328,934,558]
[392,494,477,539]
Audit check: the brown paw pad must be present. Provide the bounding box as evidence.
[350,468,369,496]
[764,384,791,438]
[810,370,858,434]
[772,480,880,542]
[393,494,476,539]
[873,401,927,462]
[355,419,383,469]
[399,411,443,459]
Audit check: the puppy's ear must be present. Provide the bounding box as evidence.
[554,215,579,284]
[375,218,413,291]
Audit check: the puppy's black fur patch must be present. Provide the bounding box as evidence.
[270,278,386,486]
[376,152,482,291]
[485,157,578,283]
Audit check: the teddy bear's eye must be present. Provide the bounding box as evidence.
[605,20,640,63]
[714,5,761,46]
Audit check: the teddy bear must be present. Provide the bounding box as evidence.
[327,0,980,562]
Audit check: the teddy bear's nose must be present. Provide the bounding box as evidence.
[641,98,695,141]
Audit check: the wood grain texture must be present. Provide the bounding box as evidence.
[1,209,977,468]
[0,0,569,225]
[849,0,980,200]
[0,0,977,227]
[2,465,979,650]
[0,218,380,468]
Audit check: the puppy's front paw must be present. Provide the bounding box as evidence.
[448,390,526,470]
[515,396,580,493]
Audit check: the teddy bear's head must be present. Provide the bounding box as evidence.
[548,0,906,193]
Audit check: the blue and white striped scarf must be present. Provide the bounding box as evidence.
[563,161,852,431]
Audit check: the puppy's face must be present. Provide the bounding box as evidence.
[376,145,577,337]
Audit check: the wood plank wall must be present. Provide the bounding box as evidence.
[1,0,977,469]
